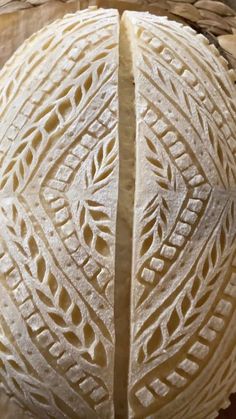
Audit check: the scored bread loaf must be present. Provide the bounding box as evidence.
[0,8,119,418]
[0,7,236,419]
[124,11,236,419]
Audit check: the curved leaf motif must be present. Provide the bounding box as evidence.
[85,137,117,192]
[77,192,114,259]
[139,196,169,258]
[145,136,176,192]
[0,199,110,376]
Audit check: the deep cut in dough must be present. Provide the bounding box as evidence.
[0,7,236,419]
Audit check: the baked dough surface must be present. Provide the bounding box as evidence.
[0,7,236,419]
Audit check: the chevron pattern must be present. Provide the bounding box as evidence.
[126,12,236,419]
[0,8,236,419]
[0,8,119,418]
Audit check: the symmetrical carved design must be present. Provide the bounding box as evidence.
[0,8,119,418]
[126,12,236,419]
[0,8,236,419]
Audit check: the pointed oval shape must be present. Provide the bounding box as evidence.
[0,7,236,419]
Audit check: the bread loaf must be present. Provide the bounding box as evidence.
[0,7,236,419]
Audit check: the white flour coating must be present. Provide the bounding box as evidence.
[0,7,236,419]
